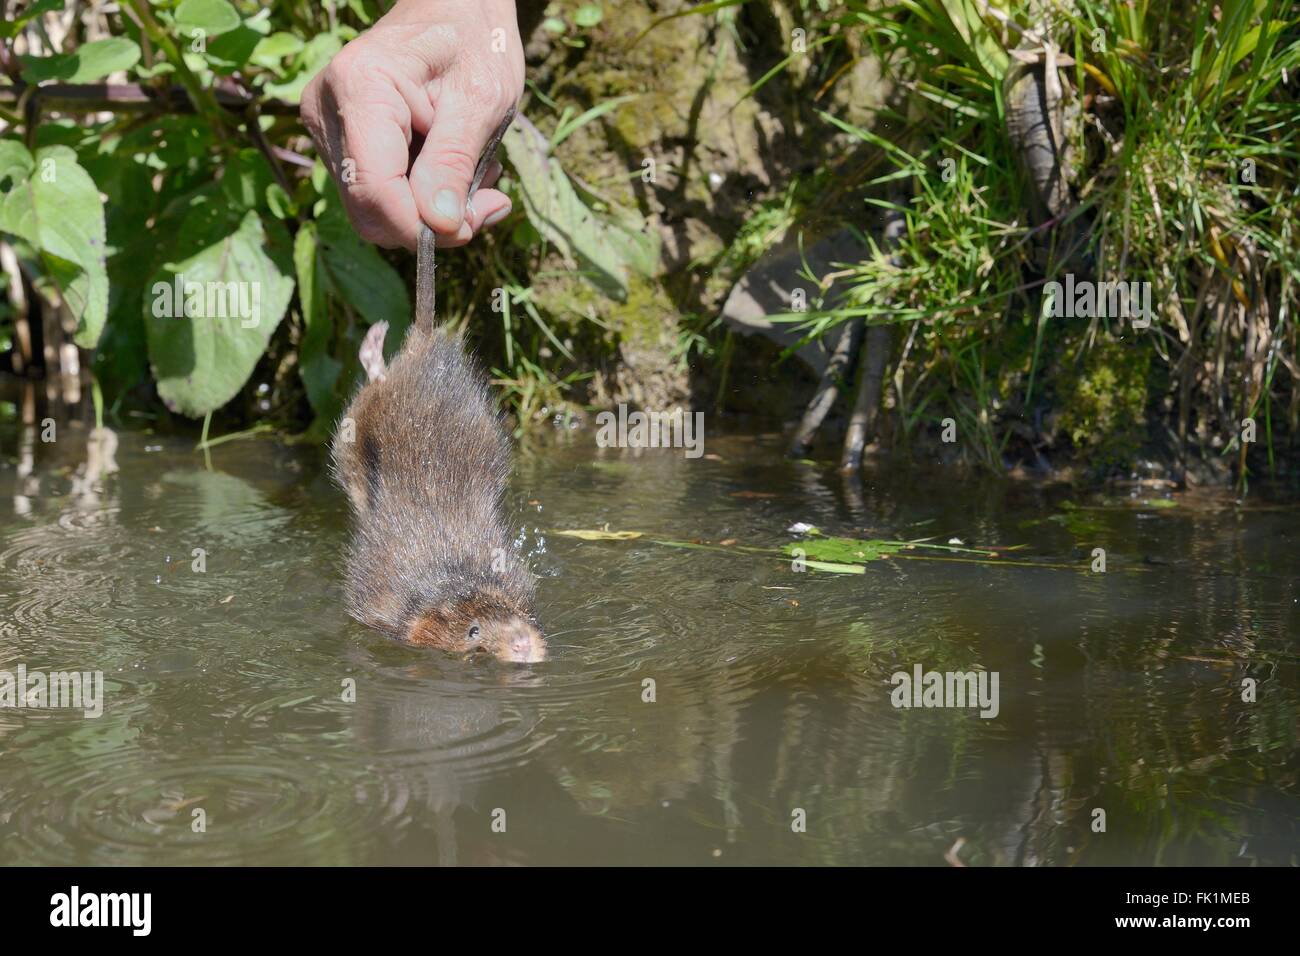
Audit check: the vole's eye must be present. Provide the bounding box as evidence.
[467,624,482,643]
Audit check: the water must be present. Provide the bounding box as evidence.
[1,397,1297,865]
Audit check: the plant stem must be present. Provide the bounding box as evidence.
[122,0,229,136]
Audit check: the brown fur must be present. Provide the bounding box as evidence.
[331,323,544,663]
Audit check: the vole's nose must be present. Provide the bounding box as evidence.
[502,623,546,664]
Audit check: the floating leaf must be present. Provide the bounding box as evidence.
[802,559,867,574]
[556,529,644,541]
[784,537,903,562]
[0,144,108,347]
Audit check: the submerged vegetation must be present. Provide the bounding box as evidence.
[1,1,1298,487]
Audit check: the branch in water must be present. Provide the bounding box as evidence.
[789,319,862,458]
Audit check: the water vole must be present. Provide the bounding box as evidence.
[332,218,544,664]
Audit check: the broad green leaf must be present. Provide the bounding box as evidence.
[293,189,408,430]
[220,148,277,211]
[144,206,294,417]
[0,140,31,188]
[97,180,217,402]
[206,25,265,72]
[313,186,409,345]
[503,119,658,301]
[175,0,242,37]
[203,5,268,69]
[21,37,141,84]
[0,144,108,347]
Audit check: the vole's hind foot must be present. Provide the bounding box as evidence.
[360,321,389,383]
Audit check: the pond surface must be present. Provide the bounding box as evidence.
[1,395,1297,865]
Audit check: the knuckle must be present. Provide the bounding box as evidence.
[459,63,513,112]
[328,42,364,76]
[429,143,479,179]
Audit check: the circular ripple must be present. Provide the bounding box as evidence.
[3,747,384,865]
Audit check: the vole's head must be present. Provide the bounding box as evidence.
[406,594,546,664]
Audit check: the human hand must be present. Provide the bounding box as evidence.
[301,0,523,250]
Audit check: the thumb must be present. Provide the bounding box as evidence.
[409,99,503,239]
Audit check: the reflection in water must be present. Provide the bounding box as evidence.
[0,395,1296,865]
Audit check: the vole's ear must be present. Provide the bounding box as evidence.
[406,608,455,649]
[359,321,390,383]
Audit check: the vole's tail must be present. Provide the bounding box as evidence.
[415,223,437,334]
[413,106,516,336]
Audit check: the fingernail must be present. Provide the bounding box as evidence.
[483,203,512,228]
[434,189,462,223]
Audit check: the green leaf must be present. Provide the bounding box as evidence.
[263,33,342,104]
[0,144,108,348]
[174,0,242,37]
[250,32,305,71]
[575,5,604,28]
[345,0,373,25]
[314,185,410,343]
[206,25,265,72]
[144,206,294,417]
[20,37,141,84]
[133,62,176,80]
[502,119,658,300]
[220,148,276,211]
[783,537,903,563]
[265,183,294,220]
[293,221,343,420]
[292,189,409,428]
[0,140,31,188]
[0,0,62,40]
